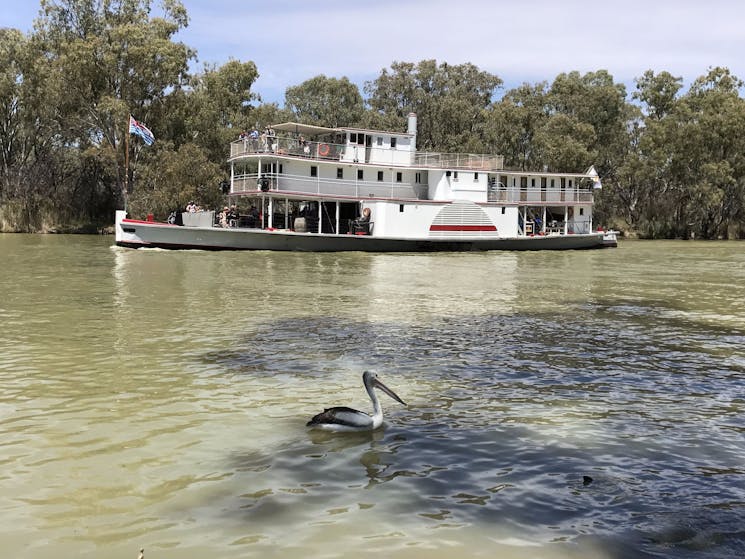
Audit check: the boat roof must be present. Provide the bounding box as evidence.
[271,121,414,138]
[271,122,340,136]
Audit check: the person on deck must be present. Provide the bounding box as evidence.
[219,207,230,228]
[352,207,372,234]
[228,205,239,227]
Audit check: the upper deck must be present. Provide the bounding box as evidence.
[227,116,599,206]
[229,115,504,172]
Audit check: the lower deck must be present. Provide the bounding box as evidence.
[224,193,596,240]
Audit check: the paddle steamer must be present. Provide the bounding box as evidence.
[115,114,616,251]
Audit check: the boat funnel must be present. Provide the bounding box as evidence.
[407,113,417,151]
[407,113,417,136]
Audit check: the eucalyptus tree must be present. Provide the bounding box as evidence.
[32,0,194,209]
[126,58,262,216]
[547,70,634,179]
[128,142,223,219]
[0,27,70,230]
[0,29,32,204]
[613,67,745,238]
[483,82,550,170]
[669,67,745,238]
[179,59,260,160]
[633,70,683,120]
[364,60,502,152]
[285,75,364,128]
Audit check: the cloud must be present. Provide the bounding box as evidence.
[4,0,743,103]
[178,0,745,102]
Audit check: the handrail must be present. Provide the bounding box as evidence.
[230,172,426,200]
[229,134,504,171]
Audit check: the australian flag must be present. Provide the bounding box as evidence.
[129,115,155,146]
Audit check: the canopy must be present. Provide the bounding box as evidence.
[271,122,340,136]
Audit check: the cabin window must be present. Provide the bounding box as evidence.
[337,168,343,179]
[377,137,383,146]
[377,171,384,181]
[521,177,528,188]
[561,177,566,188]
[279,164,283,174]
[531,178,536,187]
[474,172,479,181]
[453,171,459,181]
[512,178,516,187]
[569,179,573,187]
[501,207,506,215]
[357,134,365,145]
[310,166,317,177]
[400,204,405,212]
[350,133,357,143]
[390,137,397,148]
[357,169,363,180]
[541,177,546,188]
[551,178,555,188]
[396,172,402,183]
[579,208,584,216]
[415,172,422,184]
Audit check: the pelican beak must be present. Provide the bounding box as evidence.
[373,378,407,406]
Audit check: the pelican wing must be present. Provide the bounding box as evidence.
[306,406,373,429]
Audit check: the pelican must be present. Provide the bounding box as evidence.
[307,371,407,432]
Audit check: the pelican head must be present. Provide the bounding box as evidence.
[363,370,406,405]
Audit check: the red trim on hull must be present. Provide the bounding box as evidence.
[122,218,177,226]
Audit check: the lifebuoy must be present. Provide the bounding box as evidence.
[318,143,330,157]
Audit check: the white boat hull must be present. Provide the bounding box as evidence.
[115,212,609,252]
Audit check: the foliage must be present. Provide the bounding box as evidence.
[365,60,502,151]
[1,2,745,238]
[128,142,223,219]
[285,75,363,128]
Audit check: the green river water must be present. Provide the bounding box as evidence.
[1,235,743,558]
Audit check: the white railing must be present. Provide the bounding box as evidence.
[413,152,504,171]
[488,187,593,204]
[230,135,504,171]
[231,172,426,200]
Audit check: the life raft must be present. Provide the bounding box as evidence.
[318,143,330,157]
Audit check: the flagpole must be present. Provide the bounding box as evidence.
[124,114,129,213]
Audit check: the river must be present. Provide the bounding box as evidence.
[1,235,743,558]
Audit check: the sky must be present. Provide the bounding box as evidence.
[3,0,745,105]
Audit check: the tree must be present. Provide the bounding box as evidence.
[128,142,223,219]
[633,70,683,120]
[285,75,363,128]
[177,59,260,162]
[547,70,634,179]
[482,82,549,170]
[365,60,502,151]
[33,0,194,207]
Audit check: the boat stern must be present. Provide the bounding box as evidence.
[115,210,127,244]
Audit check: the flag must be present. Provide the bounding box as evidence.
[129,115,155,146]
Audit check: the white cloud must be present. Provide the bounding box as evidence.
[4,0,744,102]
[178,0,745,101]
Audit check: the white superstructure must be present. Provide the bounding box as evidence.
[115,115,616,251]
[228,114,603,242]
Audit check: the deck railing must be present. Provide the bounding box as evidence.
[413,152,503,171]
[233,172,593,204]
[230,136,504,171]
[488,187,593,203]
[232,172,426,200]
